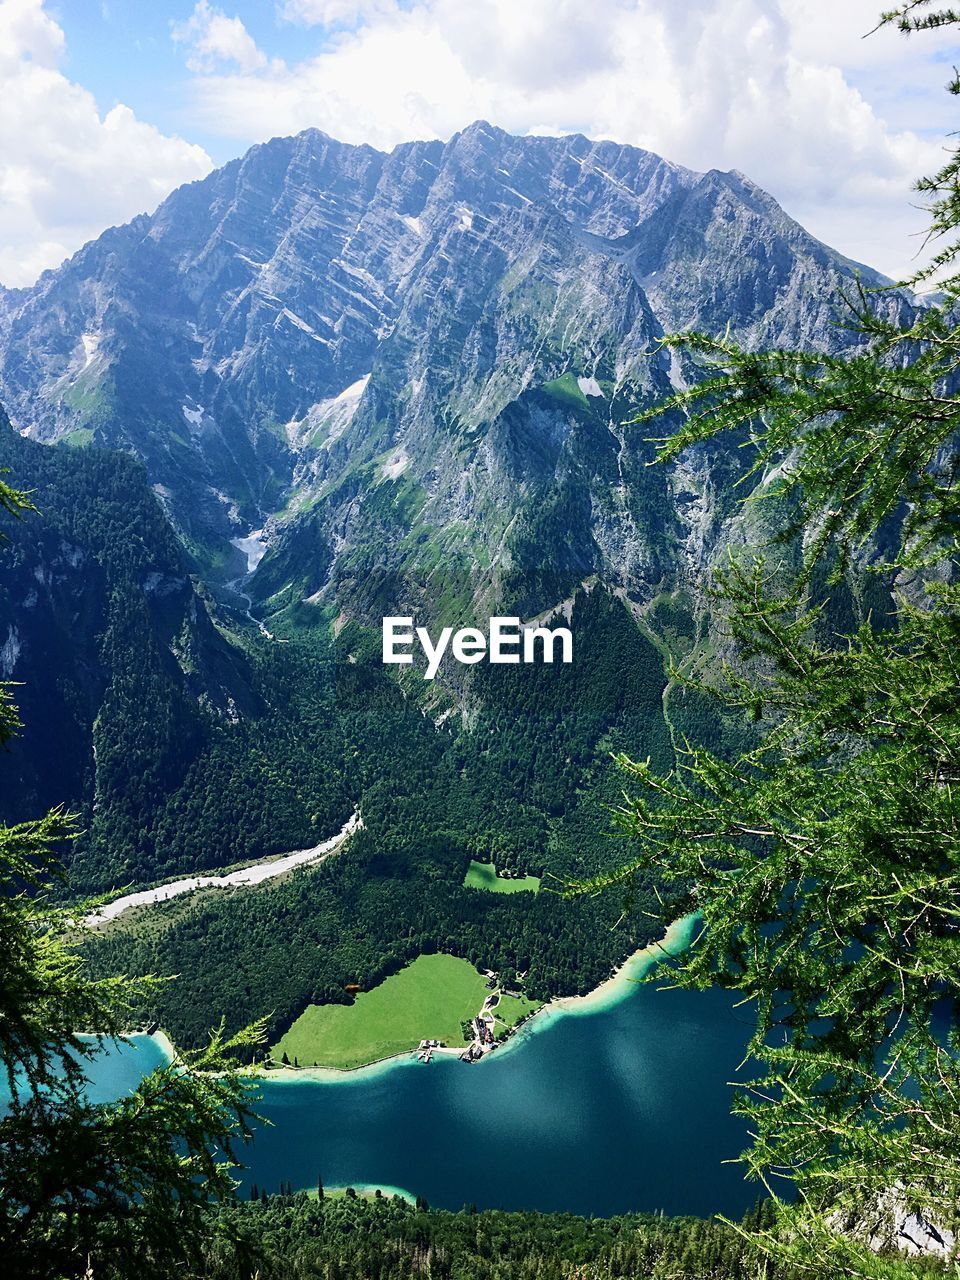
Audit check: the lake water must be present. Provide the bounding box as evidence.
[83,950,757,1220]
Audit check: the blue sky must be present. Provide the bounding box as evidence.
[52,1,313,162]
[1,0,957,287]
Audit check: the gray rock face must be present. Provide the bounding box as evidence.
[0,122,897,622]
[831,1186,957,1262]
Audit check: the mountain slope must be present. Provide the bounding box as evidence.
[0,415,370,891]
[0,123,899,628]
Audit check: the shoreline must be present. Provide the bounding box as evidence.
[532,913,700,1021]
[316,1183,418,1204]
[251,1042,467,1084]
[150,1028,177,1063]
[243,913,701,1085]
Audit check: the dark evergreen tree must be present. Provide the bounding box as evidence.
[576,4,960,1272]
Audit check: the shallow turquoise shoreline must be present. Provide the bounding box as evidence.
[78,913,753,1220]
[139,913,701,1086]
[326,1183,417,1203]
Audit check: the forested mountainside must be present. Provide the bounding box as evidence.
[0,416,253,838]
[0,408,688,1047]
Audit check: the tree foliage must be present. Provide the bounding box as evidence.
[571,4,960,1272]
[187,1191,950,1280]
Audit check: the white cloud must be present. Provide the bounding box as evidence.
[0,0,212,289]
[0,0,61,70]
[176,0,955,281]
[172,1,269,73]
[280,0,394,27]
[3,0,953,289]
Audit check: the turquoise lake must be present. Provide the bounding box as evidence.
[82,970,757,1220]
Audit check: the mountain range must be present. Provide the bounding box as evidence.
[0,121,895,627]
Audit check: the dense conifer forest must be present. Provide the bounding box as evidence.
[192,1194,945,1280]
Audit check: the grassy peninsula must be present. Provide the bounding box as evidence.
[272,954,490,1069]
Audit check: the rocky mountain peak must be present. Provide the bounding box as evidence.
[0,123,905,625]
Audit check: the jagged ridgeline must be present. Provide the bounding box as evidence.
[0,121,894,610]
[0,123,902,1045]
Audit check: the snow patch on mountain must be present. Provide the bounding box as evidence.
[380,448,410,480]
[80,333,100,369]
[231,529,268,575]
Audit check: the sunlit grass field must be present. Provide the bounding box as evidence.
[463,860,541,894]
[493,990,541,1032]
[272,954,489,1069]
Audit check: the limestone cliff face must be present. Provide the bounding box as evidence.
[0,122,900,626]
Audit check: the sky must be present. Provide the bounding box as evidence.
[0,0,956,289]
